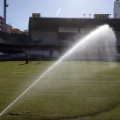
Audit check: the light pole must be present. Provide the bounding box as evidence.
[3,0,9,32]
[89,14,91,18]
[83,14,85,18]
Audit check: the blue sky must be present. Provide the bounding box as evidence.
[0,0,115,31]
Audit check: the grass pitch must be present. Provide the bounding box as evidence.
[0,61,120,120]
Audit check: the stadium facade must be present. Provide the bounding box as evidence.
[29,15,120,57]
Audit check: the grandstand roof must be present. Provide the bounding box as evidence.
[29,17,120,30]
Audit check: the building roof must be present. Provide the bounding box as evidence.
[29,17,120,30]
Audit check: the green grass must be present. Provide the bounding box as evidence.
[0,61,120,120]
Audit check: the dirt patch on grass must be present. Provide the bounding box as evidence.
[8,111,31,116]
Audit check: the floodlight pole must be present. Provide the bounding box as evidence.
[3,0,8,32]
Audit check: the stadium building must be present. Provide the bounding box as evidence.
[0,0,120,60]
[0,16,4,31]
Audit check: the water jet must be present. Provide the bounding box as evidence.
[0,24,117,116]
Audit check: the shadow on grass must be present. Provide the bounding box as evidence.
[8,104,118,120]
[35,62,42,65]
[41,104,118,120]
[19,63,27,65]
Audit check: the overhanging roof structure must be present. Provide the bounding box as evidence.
[29,17,120,31]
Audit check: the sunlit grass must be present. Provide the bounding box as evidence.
[0,61,120,120]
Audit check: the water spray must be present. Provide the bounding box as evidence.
[0,24,116,116]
